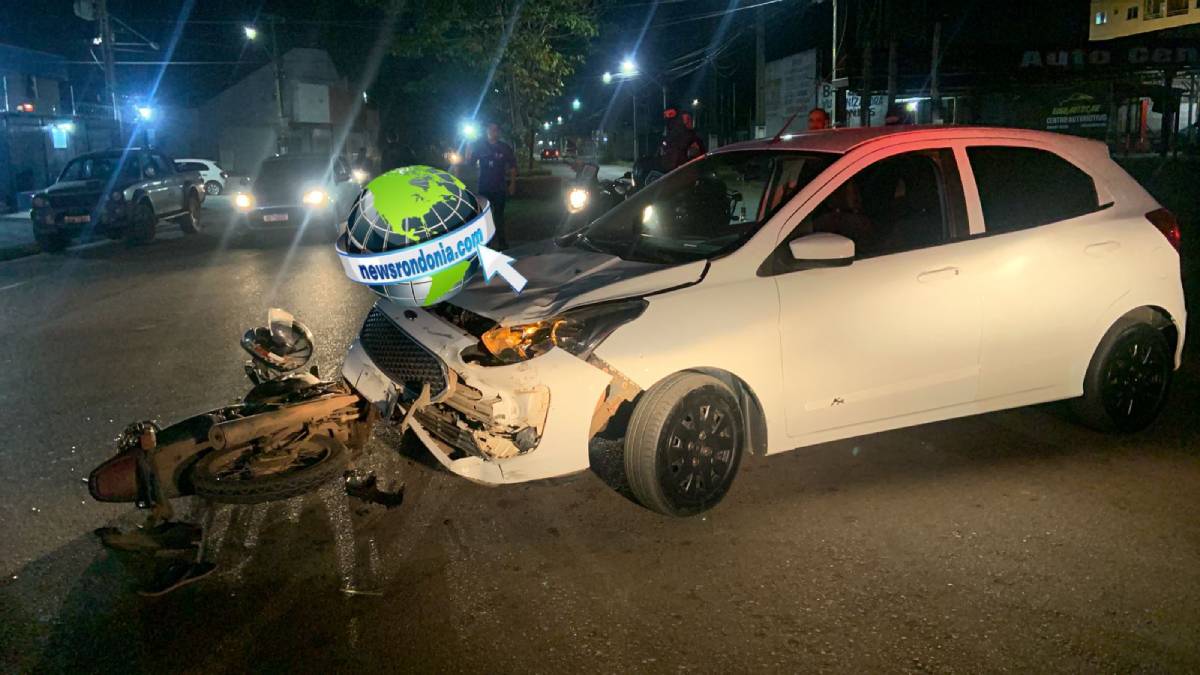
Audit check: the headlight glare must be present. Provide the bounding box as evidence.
[566,187,588,213]
[302,188,328,206]
[234,192,254,210]
[479,299,648,363]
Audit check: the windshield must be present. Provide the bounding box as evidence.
[257,158,331,185]
[58,155,140,183]
[577,150,835,264]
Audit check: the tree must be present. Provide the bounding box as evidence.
[385,0,599,170]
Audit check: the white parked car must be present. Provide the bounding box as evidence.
[174,158,229,196]
[341,126,1186,516]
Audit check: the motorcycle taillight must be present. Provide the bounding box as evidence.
[88,453,140,502]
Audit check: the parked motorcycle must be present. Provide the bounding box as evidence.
[562,163,636,230]
[88,309,380,522]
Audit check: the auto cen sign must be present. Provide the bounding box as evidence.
[1021,46,1200,68]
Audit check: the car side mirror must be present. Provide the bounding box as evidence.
[788,232,854,266]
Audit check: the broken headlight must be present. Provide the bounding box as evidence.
[480,298,648,363]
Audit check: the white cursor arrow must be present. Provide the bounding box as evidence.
[476,244,528,294]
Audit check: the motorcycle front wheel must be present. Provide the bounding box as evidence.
[191,435,349,504]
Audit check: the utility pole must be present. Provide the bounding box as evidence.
[886,36,898,118]
[755,5,765,136]
[267,14,287,153]
[96,0,121,135]
[632,90,638,161]
[930,20,942,124]
[831,0,839,126]
[859,40,873,127]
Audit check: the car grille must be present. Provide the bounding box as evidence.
[51,193,100,210]
[359,307,448,400]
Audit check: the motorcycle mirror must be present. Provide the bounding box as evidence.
[622,171,633,180]
[242,308,318,383]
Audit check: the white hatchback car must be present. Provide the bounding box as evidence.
[175,158,229,196]
[341,126,1186,516]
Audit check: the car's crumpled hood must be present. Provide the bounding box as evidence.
[447,239,707,324]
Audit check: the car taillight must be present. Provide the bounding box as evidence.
[1146,208,1181,252]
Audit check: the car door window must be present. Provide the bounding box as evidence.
[786,150,962,260]
[582,150,834,264]
[967,146,1100,234]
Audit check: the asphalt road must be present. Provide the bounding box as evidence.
[1,196,1198,673]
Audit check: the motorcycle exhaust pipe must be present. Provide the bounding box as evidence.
[207,393,361,450]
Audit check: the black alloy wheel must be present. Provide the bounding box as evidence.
[1074,320,1172,433]
[1099,328,1171,431]
[625,372,744,516]
[659,389,741,509]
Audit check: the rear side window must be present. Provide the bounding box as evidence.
[967,146,1099,234]
[176,161,205,172]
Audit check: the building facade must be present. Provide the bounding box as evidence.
[189,48,379,175]
[0,44,119,211]
[1091,0,1200,41]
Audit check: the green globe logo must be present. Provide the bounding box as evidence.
[344,166,481,306]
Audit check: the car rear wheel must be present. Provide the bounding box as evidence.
[624,372,744,516]
[126,201,157,245]
[1072,319,1172,433]
[204,180,222,196]
[34,230,70,253]
[179,193,202,234]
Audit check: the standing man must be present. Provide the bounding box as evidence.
[466,122,517,249]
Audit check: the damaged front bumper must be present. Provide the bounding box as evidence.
[341,302,616,485]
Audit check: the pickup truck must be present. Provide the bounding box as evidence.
[30,148,205,252]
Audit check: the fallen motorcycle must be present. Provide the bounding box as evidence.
[88,309,380,522]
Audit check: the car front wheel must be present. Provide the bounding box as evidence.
[1072,319,1172,432]
[204,180,222,196]
[126,201,157,245]
[624,372,744,516]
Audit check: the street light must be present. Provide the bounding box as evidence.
[136,106,154,121]
[243,25,258,41]
[556,115,563,124]
[602,71,613,84]
[620,58,638,76]
[543,121,551,130]
[461,121,479,139]
[572,98,581,111]
[692,98,700,107]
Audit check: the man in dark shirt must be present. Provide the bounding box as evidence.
[466,122,517,249]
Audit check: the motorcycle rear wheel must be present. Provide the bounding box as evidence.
[192,435,348,504]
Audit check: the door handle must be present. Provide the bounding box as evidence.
[1085,241,1120,257]
[917,266,960,283]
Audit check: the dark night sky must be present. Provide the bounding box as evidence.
[0,1,1091,123]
